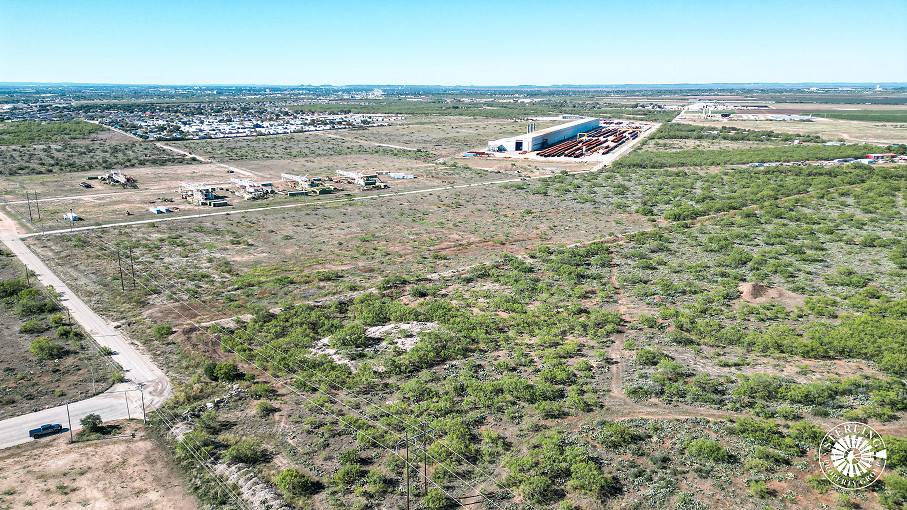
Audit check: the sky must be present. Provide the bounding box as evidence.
[1,0,905,86]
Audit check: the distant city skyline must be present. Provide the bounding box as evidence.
[2,0,905,86]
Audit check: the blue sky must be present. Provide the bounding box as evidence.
[1,0,905,85]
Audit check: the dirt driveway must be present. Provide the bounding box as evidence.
[0,421,196,510]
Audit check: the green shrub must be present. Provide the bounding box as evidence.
[255,401,277,418]
[222,440,267,464]
[0,278,28,298]
[880,474,907,510]
[749,480,770,498]
[151,324,173,340]
[275,468,318,497]
[80,413,102,434]
[424,488,454,510]
[204,362,243,381]
[592,422,641,449]
[332,463,365,487]
[687,438,729,463]
[29,337,65,359]
[567,461,615,497]
[250,382,275,399]
[19,319,45,334]
[330,322,372,348]
[339,449,362,465]
[637,348,669,366]
[520,475,555,504]
[377,274,409,291]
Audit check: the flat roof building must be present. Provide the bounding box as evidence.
[488,118,600,153]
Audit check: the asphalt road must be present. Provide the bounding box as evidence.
[0,211,171,449]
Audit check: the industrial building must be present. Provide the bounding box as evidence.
[231,178,272,200]
[488,118,600,153]
[336,170,387,188]
[179,182,228,206]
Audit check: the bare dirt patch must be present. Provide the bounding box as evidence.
[0,421,196,510]
[736,281,805,309]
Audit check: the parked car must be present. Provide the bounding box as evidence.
[79,182,92,188]
[28,423,62,439]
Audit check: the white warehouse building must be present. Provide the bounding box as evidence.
[488,117,600,153]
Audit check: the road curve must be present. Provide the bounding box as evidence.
[0,211,171,449]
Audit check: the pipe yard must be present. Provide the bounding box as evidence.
[485,117,657,163]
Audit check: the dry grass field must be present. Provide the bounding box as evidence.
[681,117,907,144]
[4,104,907,510]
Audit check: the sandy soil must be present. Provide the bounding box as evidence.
[736,281,806,309]
[0,421,196,510]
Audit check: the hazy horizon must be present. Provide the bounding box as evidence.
[2,0,905,85]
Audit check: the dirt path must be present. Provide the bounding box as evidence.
[154,142,262,177]
[0,207,22,236]
[0,209,171,450]
[312,131,419,151]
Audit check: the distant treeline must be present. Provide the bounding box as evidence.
[0,120,105,145]
[807,110,907,123]
[774,95,907,105]
[0,143,198,176]
[648,123,825,143]
[290,100,680,122]
[614,144,888,169]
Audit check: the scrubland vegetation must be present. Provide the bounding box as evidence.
[9,90,907,509]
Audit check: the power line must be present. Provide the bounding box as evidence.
[78,229,516,507]
[54,227,486,508]
[151,407,250,510]
[39,217,521,508]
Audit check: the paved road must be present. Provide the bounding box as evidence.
[0,211,171,449]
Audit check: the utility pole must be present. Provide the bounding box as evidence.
[405,429,410,510]
[129,247,136,289]
[25,190,33,221]
[125,391,131,420]
[140,387,146,424]
[65,401,73,442]
[397,423,432,508]
[116,249,125,291]
[423,422,428,500]
[24,265,29,285]
[33,192,40,220]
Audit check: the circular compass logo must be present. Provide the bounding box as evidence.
[819,422,886,490]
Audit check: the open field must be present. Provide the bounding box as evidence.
[0,420,197,510]
[23,177,653,321]
[21,159,907,510]
[0,141,199,176]
[807,111,907,122]
[679,117,907,144]
[3,93,907,509]
[0,120,106,146]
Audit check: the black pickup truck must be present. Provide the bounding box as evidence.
[28,423,62,439]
